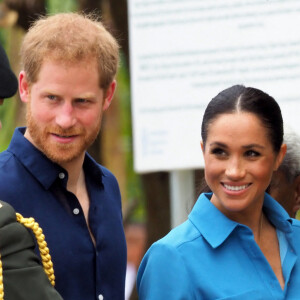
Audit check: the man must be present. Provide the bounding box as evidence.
[268,131,300,218]
[0,13,126,300]
[0,44,62,299]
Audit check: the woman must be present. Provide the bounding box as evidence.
[137,85,300,299]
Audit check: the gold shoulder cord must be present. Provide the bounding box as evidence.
[0,255,3,300]
[0,213,55,300]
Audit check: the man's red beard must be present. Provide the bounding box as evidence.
[26,105,101,165]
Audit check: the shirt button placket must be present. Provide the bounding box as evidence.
[73,208,80,215]
[59,172,65,179]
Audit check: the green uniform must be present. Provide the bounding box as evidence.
[0,200,63,299]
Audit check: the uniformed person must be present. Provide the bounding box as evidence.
[0,44,62,300]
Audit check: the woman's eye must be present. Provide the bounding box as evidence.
[211,148,226,156]
[245,150,260,157]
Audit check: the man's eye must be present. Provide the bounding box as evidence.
[76,98,88,103]
[47,95,56,100]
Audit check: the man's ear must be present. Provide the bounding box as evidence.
[274,143,287,171]
[19,71,30,103]
[102,80,116,111]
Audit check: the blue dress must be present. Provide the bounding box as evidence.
[138,192,300,299]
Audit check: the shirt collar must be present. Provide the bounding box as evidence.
[83,152,104,186]
[189,193,239,248]
[7,127,104,189]
[262,192,293,232]
[189,192,292,249]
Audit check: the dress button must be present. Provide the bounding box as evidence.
[73,208,80,215]
[98,294,104,300]
[58,172,65,179]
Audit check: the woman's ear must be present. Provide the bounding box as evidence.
[201,141,204,153]
[19,71,30,103]
[274,143,287,171]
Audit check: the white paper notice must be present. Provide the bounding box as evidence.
[128,0,300,172]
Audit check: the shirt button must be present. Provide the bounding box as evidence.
[73,208,80,215]
[58,172,65,179]
[98,295,104,300]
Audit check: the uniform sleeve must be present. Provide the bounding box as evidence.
[0,201,63,300]
[137,242,193,300]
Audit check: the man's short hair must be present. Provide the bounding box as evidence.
[20,12,119,90]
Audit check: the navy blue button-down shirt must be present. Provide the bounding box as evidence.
[0,127,127,300]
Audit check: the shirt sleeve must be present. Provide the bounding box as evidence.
[137,242,193,300]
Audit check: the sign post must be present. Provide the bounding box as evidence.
[170,170,195,228]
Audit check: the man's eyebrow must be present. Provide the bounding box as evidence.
[74,93,96,99]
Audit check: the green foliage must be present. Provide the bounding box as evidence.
[0,28,18,151]
[0,97,17,151]
[46,0,77,14]
[117,55,145,223]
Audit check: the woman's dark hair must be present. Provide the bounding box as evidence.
[201,85,283,153]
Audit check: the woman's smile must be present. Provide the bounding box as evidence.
[202,111,284,218]
[222,183,251,192]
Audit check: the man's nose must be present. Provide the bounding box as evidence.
[55,102,76,129]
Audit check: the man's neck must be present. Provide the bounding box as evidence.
[62,154,94,245]
[60,154,85,194]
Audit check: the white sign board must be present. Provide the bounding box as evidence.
[128,0,300,173]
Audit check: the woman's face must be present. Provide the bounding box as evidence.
[201,112,286,219]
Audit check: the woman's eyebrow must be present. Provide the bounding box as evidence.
[209,142,228,148]
[242,144,265,149]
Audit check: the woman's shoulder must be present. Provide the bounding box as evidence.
[137,219,206,299]
[147,218,205,258]
[290,218,300,229]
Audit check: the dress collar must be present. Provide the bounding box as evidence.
[189,192,292,249]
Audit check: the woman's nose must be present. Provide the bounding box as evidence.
[225,158,246,179]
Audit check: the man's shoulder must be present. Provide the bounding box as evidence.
[0,149,23,182]
[99,164,117,178]
[0,149,14,163]
[97,164,120,192]
[86,154,119,184]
